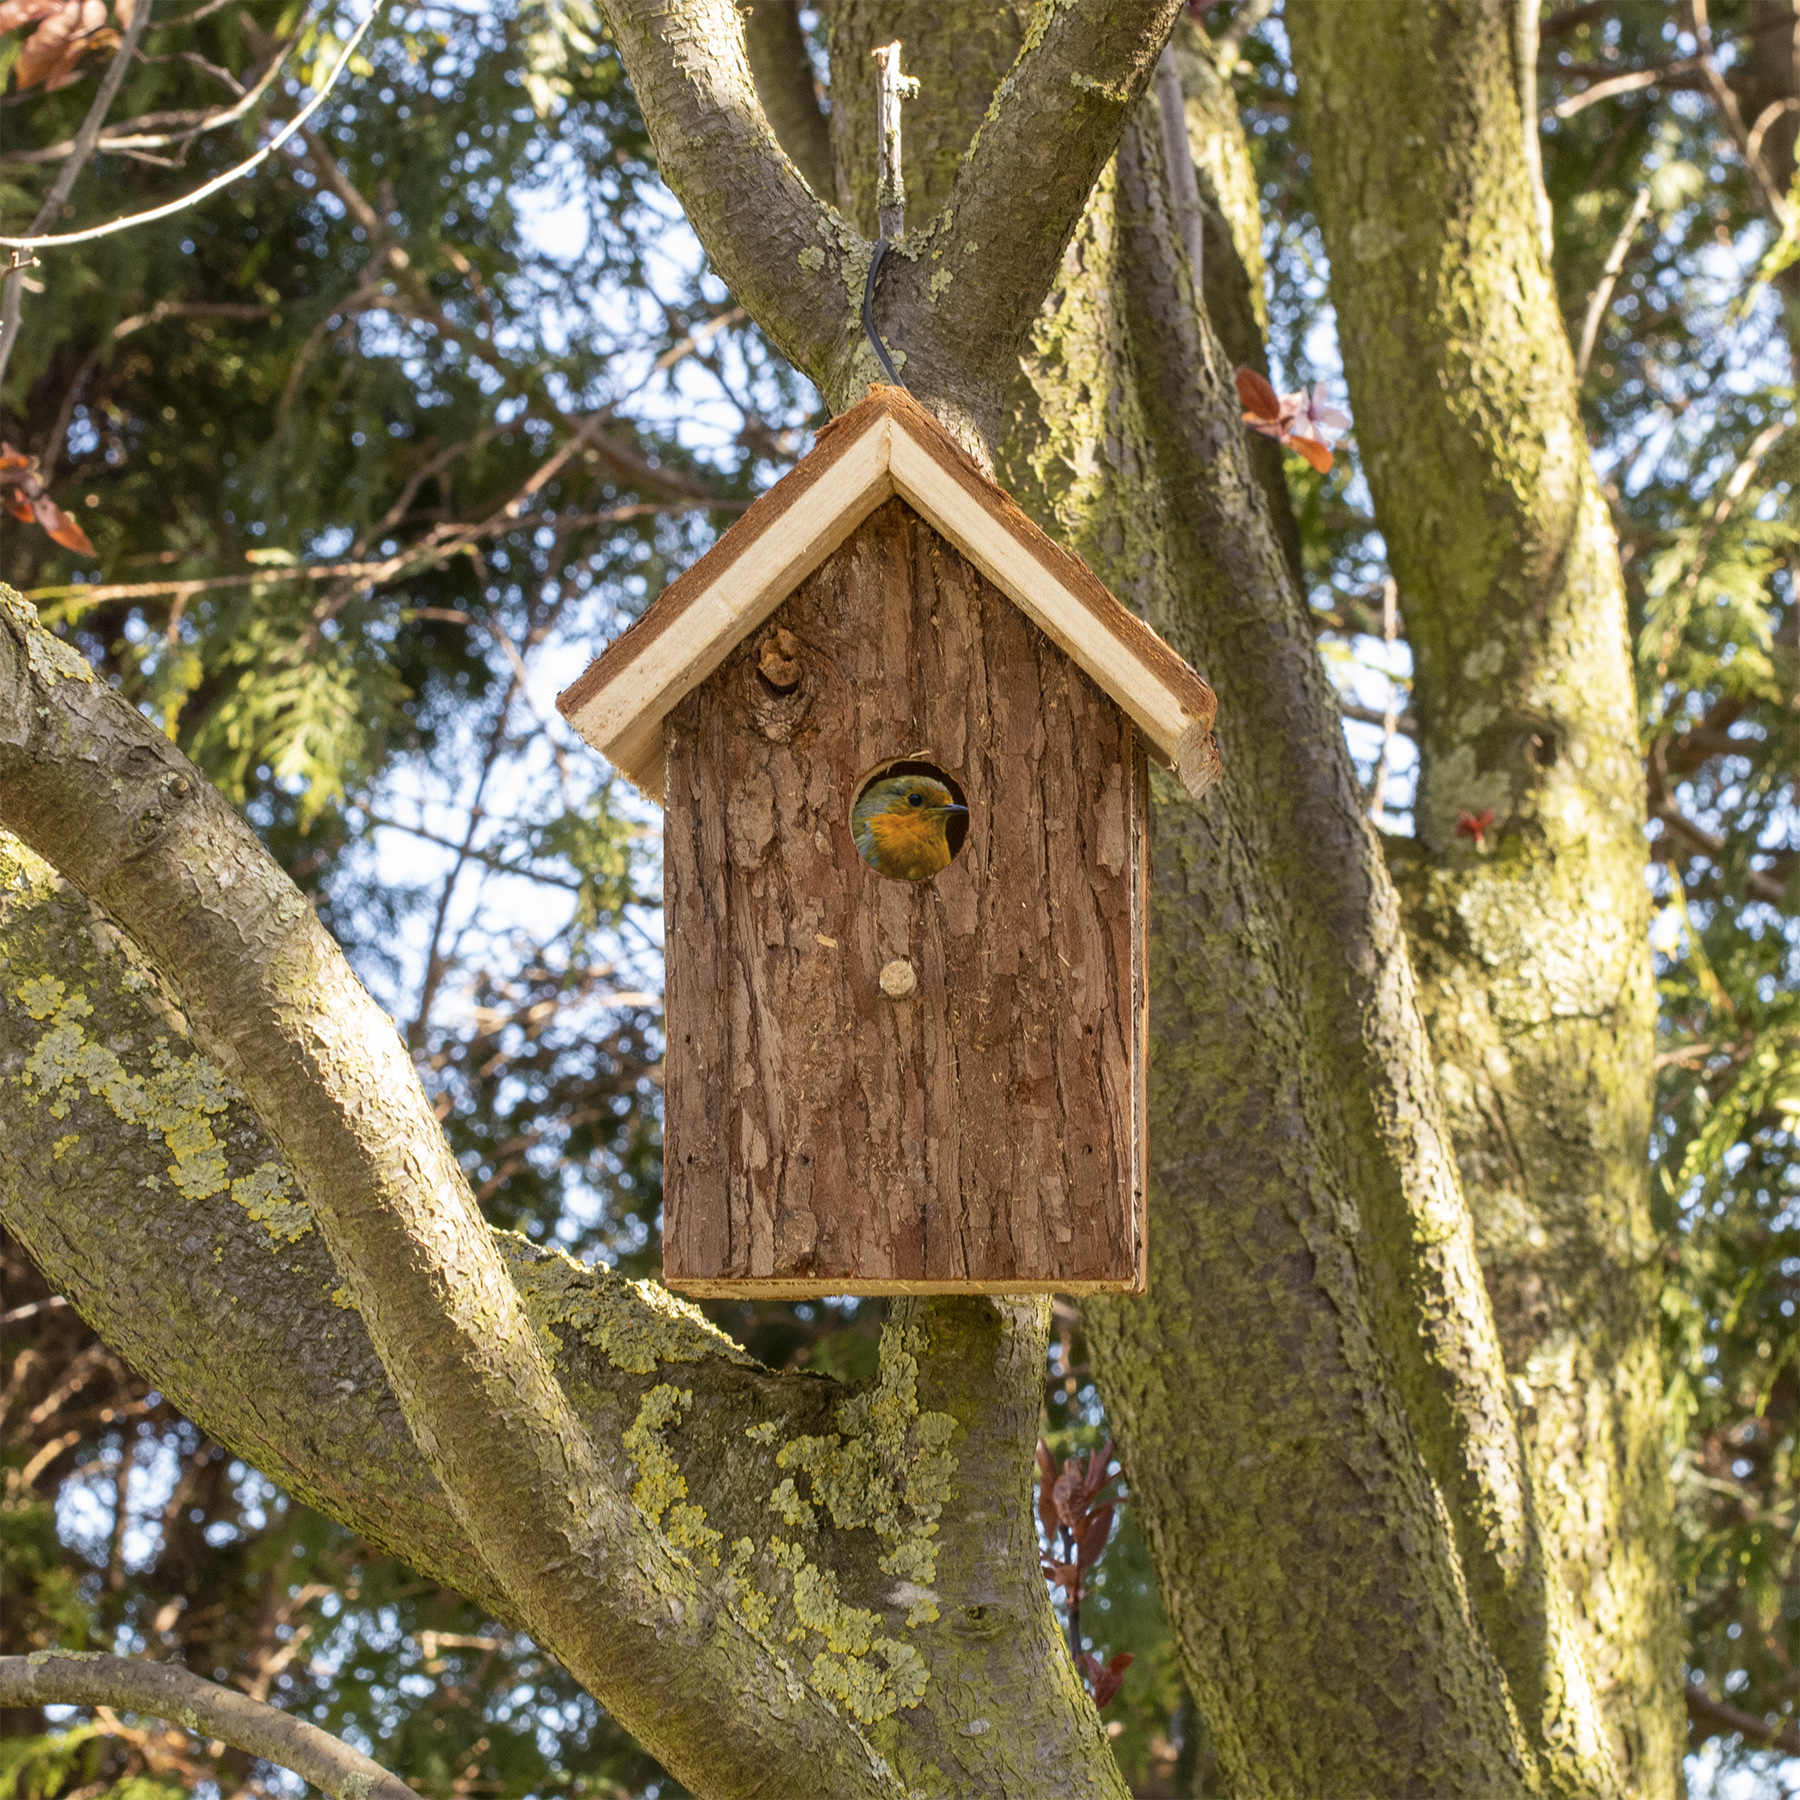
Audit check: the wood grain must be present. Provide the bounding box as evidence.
[663,498,1147,1295]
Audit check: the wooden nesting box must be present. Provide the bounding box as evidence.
[557,387,1217,1296]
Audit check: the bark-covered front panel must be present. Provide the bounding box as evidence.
[663,497,1145,1293]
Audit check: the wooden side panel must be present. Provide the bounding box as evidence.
[662,497,1145,1294]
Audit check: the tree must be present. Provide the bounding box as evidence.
[5,1,1800,1796]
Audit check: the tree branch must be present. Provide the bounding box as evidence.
[879,0,1190,444]
[1576,184,1652,378]
[0,1653,414,1800]
[741,0,832,198]
[1685,1686,1800,1756]
[599,0,1186,450]
[0,0,154,397]
[0,13,374,253]
[596,0,856,401]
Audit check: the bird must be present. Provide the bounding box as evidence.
[852,775,969,881]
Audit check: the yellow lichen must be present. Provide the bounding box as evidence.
[511,1242,752,1375]
[229,1162,311,1242]
[790,1562,880,1655]
[810,1638,930,1725]
[623,1384,722,1567]
[17,975,66,1020]
[16,987,312,1235]
[767,1476,815,1531]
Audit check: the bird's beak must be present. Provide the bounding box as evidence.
[934,804,969,819]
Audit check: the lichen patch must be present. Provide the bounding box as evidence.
[15,985,312,1236]
[510,1241,753,1375]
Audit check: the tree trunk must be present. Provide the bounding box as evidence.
[1287,6,1682,1788]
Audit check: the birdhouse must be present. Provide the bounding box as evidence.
[556,386,1217,1297]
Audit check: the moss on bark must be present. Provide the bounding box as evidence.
[1288,4,1681,1786]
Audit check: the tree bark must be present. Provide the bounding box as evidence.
[0,1654,415,1800]
[992,102,1617,1794]
[1287,6,1682,1789]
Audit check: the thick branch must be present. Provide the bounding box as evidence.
[602,0,1185,446]
[875,0,1189,441]
[742,0,832,197]
[0,1654,413,1800]
[1289,2,1679,1787]
[0,591,905,1800]
[1685,1687,1800,1756]
[595,0,857,399]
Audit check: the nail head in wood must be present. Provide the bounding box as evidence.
[879,958,918,999]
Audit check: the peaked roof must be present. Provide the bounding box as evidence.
[555,385,1219,802]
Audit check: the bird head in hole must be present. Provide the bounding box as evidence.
[852,774,969,880]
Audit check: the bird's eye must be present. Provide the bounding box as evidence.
[908,792,924,807]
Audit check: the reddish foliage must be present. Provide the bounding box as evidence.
[1236,366,1350,474]
[1078,1650,1134,1711]
[4,0,121,92]
[0,442,96,556]
[1455,808,1497,846]
[1036,1438,1132,1710]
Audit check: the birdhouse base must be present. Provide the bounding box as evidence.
[667,1275,1146,1299]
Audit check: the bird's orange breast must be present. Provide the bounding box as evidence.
[863,809,954,880]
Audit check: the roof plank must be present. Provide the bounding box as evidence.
[556,386,1219,802]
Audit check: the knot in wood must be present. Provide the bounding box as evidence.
[757,627,803,693]
[878,958,918,1000]
[748,627,810,743]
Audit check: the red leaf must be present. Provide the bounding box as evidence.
[16,0,110,92]
[1455,808,1496,845]
[1035,1442,1060,1546]
[4,492,36,524]
[1291,434,1334,474]
[43,510,95,557]
[1235,366,1281,422]
[1092,1651,1133,1709]
[26,490,95,556]
[1076,1502,1113,1570]
[1083,1440,1117,1501]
